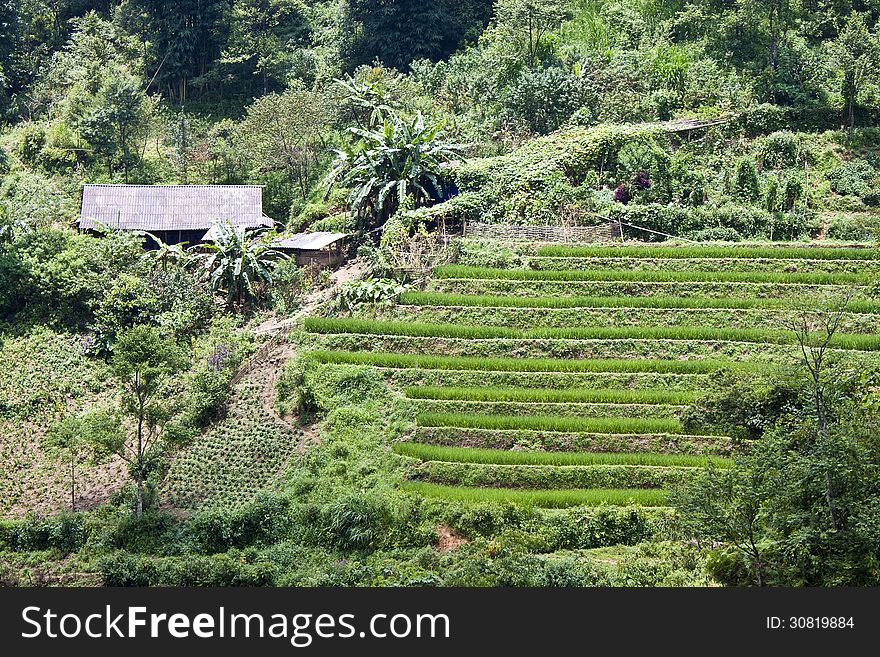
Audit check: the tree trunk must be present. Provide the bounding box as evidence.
[136,383,145,517]
[70,455,76,511]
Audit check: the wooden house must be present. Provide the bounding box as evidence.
[273,232,348,268]
[78,184,272,245]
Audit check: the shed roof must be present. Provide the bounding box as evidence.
[273,232,347,251]
[79,184,270,232]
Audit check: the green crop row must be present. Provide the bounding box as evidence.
[419,461,695,489]
[305,350,752,374]
[533,245,880,260]
[405,385,698,405]
[410,426,733,456]
[399,291,880,314]
[304,318,880,351]
[395,442,730,467]
[408,398,682,420]
[416,411,694,435]
[384,368,711,393]
[433,264,866,285]
[527,256,880,276]
[384,305,880,335]
[429,278,854,301]
[402,481,670,508]
[304,332,815,362]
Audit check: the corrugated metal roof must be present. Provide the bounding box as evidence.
[79,184,270,231]
[274,232,347,250]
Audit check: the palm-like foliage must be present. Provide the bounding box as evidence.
[326,111,464,229]
[190,220,286,307]
[141,231,189,271]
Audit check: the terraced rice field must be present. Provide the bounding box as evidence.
[302,241,879,508]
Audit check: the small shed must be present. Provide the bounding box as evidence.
[79,184,272,245]
[273,232,347,268]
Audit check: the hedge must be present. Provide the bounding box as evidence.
[405,482,670,508]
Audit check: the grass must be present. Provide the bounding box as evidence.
[405,385,697,405]
[534,245,880,260]
[433,264,866,285]
[399,291,880,314]
[394,442,730,467]
[304,318,880,351]
[416,412,691,435]
[402,481,670,507]
[306,350,757,374]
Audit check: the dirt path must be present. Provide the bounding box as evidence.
[242,258,368,441]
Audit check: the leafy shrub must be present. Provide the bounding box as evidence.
[335,278,408,312]
[826,160,876,198]
[755,131,800,169]
[269,257,307,312]
[733,157,760,201]
[100,551,275,586]
[309,212,357,233]
[185,495,294,553]
[687,226,743,242]
[278,359,388,416]
[457,239,525,269]
[0,513,87,553]
[503,66,598,135]
[680,369,801,441]
[826,214,880,241]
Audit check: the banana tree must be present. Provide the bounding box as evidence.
[325,111,464,229]
[191,220,287,308]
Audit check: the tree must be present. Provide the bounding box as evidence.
[191,220,287,308]
[236,85,330,202]
[675,298,880,586]
[42,412,111,511]
[833,12,880,128]
[342,0,494,71]
[784,291,856,530]
[76,68,157,180]
[142,231,190,271]
[493,0,567,67]
[673,460,769,586]
[89,326,186,516]
[326,111,463,228]
[125,0,228,103]
[220,0,311,94]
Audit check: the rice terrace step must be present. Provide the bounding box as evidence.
[302,241,878,509]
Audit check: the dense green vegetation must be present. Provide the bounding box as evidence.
[402,482,671,508]
[3,0,880,589]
